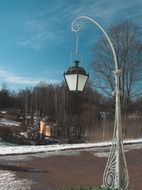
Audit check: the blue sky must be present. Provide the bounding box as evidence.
[0,0,142,91]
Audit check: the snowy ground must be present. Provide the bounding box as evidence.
[0,138,142,156]
[0,117,142,156]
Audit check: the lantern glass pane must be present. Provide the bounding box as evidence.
[77,74,88,91]
[65,74,77,91]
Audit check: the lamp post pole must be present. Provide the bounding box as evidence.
[71,16,129,190]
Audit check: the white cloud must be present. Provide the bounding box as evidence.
[18,13,65,50]
[17,0,142,50]
[61,0,142,26]
[0,70,59,86]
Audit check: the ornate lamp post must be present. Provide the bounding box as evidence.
[64,16,129,189]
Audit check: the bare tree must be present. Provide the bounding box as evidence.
[91,20,142,113]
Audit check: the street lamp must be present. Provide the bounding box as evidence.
[64,60,89,91]
[64,16,129,190]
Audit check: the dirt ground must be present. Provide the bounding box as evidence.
[1,149,142,190]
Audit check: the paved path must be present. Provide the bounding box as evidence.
[0,148,142,190]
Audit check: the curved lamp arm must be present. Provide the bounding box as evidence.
[71,15,118,71]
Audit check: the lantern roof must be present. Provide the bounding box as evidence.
[64,60,88,75]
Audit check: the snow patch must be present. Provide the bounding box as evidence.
[0,170,34,190]
[20,132,28,138]
[94,152,109,158]
[0,118,21,127]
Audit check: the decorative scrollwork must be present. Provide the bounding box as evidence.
[103,119,129,190]
[103,141,117,188]
[71,18,81,32]
[105,171,116,188]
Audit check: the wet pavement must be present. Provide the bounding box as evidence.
[0,147,142,190]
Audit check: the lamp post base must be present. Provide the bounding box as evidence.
[103,126,129,189]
